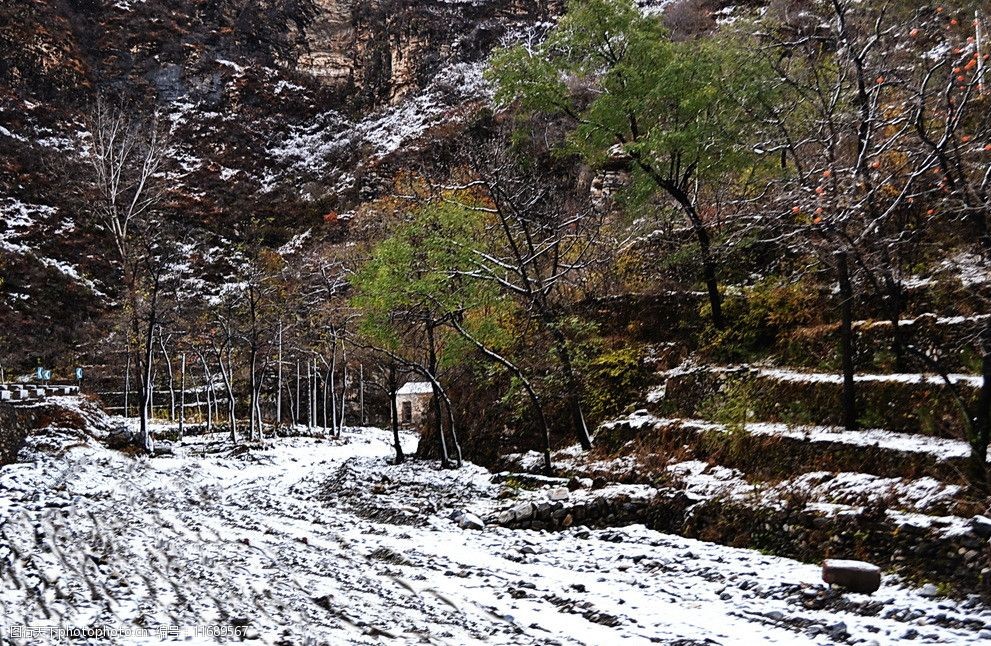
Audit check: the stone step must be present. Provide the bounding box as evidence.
[0,383,81,403]
[779,313,989,373]
[595,413,985,487]
[657,365,981,438]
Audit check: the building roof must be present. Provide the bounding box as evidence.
[396,381,433,396]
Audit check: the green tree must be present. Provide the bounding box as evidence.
[352,198,563,471]
[351,201,488,467]
[489,0,770,329]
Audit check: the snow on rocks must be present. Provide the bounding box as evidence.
[1,423,990,644]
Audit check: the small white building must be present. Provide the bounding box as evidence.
[395,381,433,427]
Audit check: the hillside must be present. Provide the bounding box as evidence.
[2,0,991,643]
[0,0,561,364]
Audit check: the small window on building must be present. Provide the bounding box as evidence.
[401,401,412,424]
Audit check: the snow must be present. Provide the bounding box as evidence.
[759,367,983,388]
[643,414,986,463]
[396,381,433,395]
[939,251,989,287]
[277,228,312,256]
[822,559,879,573]
[0,125,28,142]
[267,60,488,190]
[1,416,989,644]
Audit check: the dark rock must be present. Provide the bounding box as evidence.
[971,515,991,539]
[821,559,882,594]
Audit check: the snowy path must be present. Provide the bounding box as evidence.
[1,427,989,645]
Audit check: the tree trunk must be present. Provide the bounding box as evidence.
[388,364,405,464]
[695,224,724,330]
[148,366,155,420]
[138,321,156,453]
[294,358,300,426]
[441,395,463,468]
[159,334,176,421]
[329,345,337,435]
[546,320,593,450]
[199,353,213,434]
[450,316,553,473]
[324,362,332,433]
[426,322,451,467]
[124,352,131,417]
[256,380,264,440]
[249,344,258,441]
[276,320,283,427]
[178,352,186,441]
[306,359,313,431]
[971,317,991,493]
[338,347,348,434]
[359,363,365,426]
[883,274,907,372]
[216,346,237,443]
[836,251,858,431]
[312,357,319,430]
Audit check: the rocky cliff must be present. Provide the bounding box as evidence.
[0,0,560,365]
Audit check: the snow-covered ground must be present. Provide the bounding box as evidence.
[1,422,989,644]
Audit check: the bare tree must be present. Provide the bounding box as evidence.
[79,96,171,452]
[447,142,605,450]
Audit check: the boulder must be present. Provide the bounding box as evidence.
[510,502,535,523]
[496,510,515,525]
[821,559,882,594]
[106,425,138,450]
[457,512,485,531]
[548,487,570,502]
[972,515,991,539]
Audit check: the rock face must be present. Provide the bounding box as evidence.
[821,559,882,594]
[300,0,559,106]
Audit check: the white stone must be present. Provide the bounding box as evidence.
[457,512,485,531]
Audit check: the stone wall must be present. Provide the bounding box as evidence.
[488,486,991,597]
[663,367,978,438]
